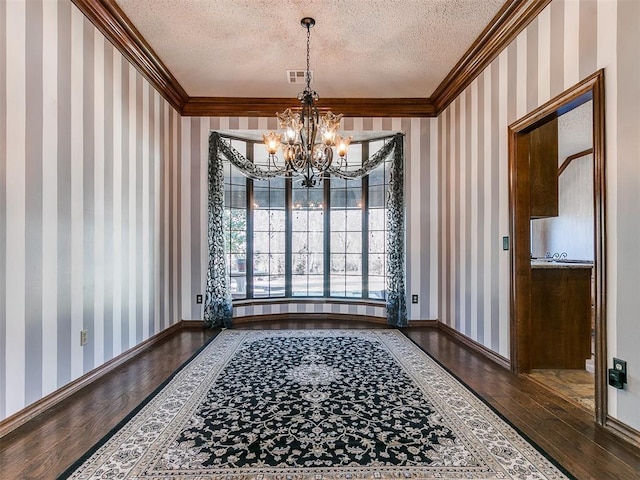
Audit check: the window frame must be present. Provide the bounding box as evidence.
[223,138,389,301]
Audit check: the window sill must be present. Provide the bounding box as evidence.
[232,297,386,308]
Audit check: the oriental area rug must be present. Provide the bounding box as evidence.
[60,329,572,480]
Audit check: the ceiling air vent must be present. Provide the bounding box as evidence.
[287,70,313,84]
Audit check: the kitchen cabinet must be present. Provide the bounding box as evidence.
[529,117,559,218]
[530,263,592,369]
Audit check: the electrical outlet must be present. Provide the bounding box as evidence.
[613,358,627,383]
[80,329,88,347]
[502,236,510,251]
[411,294,419,304]
[196,294,203,304]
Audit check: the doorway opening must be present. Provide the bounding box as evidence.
[508,70,606,424]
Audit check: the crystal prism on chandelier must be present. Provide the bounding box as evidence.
[263,17,351,187]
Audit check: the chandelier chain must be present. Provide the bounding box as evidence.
[305,23,311,91]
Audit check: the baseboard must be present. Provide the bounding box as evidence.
[181,320,208,329]
[438,322,511,370]
[606,415,640,448]
[232,312,388,325]
[0,321,183,439]
[406,319,439,327]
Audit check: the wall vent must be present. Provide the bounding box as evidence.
[287,70,313,84]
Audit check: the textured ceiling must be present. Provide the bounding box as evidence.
[558,100,593,163]
[114,0,506,98]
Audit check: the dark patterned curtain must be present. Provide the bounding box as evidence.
[205,131,407,328]
[386,134,408,327]
[203,133,233,328]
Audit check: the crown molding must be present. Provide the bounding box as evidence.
[74,0,548,118]
[182,97,436,117]
[71,0,188,112]
[431,0,553,113]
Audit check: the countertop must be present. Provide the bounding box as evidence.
[531,259,594,269]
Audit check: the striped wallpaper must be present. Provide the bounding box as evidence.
[2,0,640,435]
[437,0,640,431]
[178,116,439,323]
[0,1,181,420]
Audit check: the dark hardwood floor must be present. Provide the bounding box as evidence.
[1,320,638,479]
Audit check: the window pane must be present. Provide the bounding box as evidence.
[269,210,285,231]
[269,176,286,190]
[369,185,386,208]
[330,254,345,273]
[291,275,308,296]
[253,232,270,253]
[253,275,269,297]
[346,210,361,231]
[253,254,269,274]
[269,231,286,254]
[269,275,285,297]
[345,254,362,274]
[369,276,387,299]
[368,165,384,186]
[270,188,285,207]
[330,210,346,231]
[369,208,386,230]
[308,232,324,253]
[307,275,324,296]
[253,186,269,208]
[309,253,323,274]
[345,276,362,297]
[270,253,286,276]
[369,231,385,253]
[330,275,346,297]
[292,211,307,231]
[254,210,269,230]
[292,231,308,252]
[330,188,346,208]
[330,231,346,252]
[369,253,385,275]
[346,231,362,253]
[345,188,362,208]
[308,211,324,231]
[307,189,324,208]
[292,254,308,275]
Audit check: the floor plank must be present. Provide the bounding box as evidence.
[1,321,638,480]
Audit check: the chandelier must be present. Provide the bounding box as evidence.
[263,17,351,187]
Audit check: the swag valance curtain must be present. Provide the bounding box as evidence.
[203,131,407,328]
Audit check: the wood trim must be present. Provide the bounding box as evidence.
[72,0,550,118]
[406,319,439,328]
[181,320,208,329]
[606,416,640,449]
[71,0,188,113]
[508,70,607,425]
[0,321,183,439]
[438,322,511,370]
[182,97,437,118]
[592,71,607,427]
[232,313,388,325]
[558,148,594,177]
[431,0,552,113]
